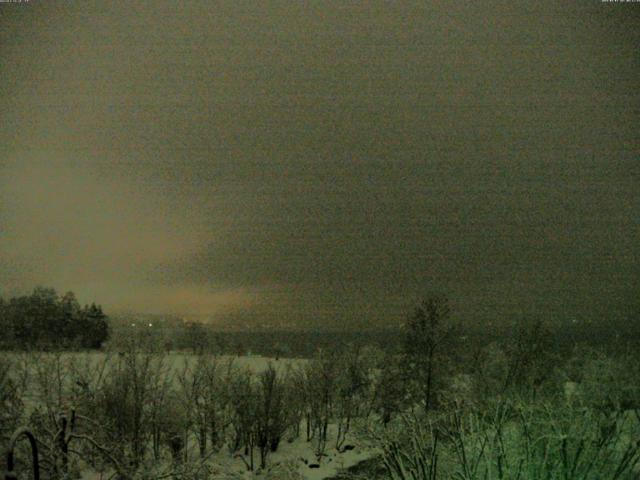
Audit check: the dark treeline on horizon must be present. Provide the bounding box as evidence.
[0,287,109,350]
[175,319,639,359]
[103,302,640,358]
[1,286,638,357]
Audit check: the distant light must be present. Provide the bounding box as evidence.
[131,323,136,327]
[149,323,153,327]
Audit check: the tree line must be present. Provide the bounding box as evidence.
[0,287,110,350]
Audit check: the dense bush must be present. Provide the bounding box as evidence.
[376,321,640,480]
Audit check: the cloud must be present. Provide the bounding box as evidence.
[0,157,202,299]
[0,2,638,326]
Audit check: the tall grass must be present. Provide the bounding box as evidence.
[381,416,438,480]
[379,397,640,480]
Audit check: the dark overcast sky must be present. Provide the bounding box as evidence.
[1,1,638,328]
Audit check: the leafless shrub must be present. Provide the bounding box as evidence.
[0,354,23,447]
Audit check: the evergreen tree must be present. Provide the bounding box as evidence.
[0,288,110,350]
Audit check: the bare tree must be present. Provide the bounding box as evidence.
[255,363,289,469]
[403,295,456,412]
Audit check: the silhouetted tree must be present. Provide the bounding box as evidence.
[0,288,110,350]
[81,303,110,349]
[403,295,456,411]
[503,318,554,394]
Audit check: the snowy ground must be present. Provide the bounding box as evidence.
[230,422,376,480]
[74,414,378,480]
[11,352,378,480]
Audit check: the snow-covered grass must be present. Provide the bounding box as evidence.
[377,402,640,480]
